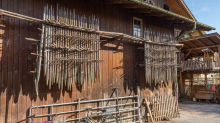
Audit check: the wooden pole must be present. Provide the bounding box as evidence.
[145,98,154,123]
[137,86,142,123]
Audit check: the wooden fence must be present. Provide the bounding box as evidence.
[181,59,214,71]
[145,95,178,122]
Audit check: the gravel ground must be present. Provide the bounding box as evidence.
[157,99,220,123]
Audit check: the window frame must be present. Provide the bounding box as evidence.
[133,17,143,38]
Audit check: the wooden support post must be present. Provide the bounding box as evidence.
[205,72,207,91]
[190,73,193,99]
[218,46,220,61]
[137,86,142,123]
[180,72,183,97]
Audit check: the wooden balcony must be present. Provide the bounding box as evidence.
[181,59,220,72]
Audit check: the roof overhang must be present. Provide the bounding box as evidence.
[180,33,220,56]
[103,0,215,31]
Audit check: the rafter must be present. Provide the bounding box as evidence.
[173,20,185,24]
[120,4,146,9]
[207,37,216,45]
[134,9,152,13]
[103,0,128,4]
[197,39,206,46]
[162,16,175,20]
[183,44,198,54]
[188,41,199,48]
[145,13,164,17]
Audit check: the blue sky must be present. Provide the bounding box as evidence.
[184,0,220,34]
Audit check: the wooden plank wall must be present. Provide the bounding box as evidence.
[0,0,174,122]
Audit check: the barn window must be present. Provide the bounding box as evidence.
[133,17,143,37]
[164,4,169,11]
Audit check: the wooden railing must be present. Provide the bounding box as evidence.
[181,59,215,71]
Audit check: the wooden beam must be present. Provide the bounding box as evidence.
[180,33,220,43]
[185,23,193,27]
[115,36,124,50]
[183,44,220,51]
[208,48,215,54]
[207,37,216,45]
[162,16,175,20]
[174,20,185,24]
[188,41,199,48]
[197,39,206,46]
[145,13,164,17]
[178,30,186,37]
[185,50,192,59]
[183,44,198,54]
[218,46,220,56]
[134,9,152,13]
[103,0,127,4]
[120,4,139,8]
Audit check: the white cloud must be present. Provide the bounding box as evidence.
[192,0,195,6]
[193,7,209,14]
[202,7,208,11]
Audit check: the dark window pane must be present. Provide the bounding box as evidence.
[134,20,137,25]
[138,20,140,25]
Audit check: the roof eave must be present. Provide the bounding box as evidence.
[127,0,216,31]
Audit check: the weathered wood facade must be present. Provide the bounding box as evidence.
[0,0,215,122]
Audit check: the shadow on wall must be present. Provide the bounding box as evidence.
[0,16,173,123]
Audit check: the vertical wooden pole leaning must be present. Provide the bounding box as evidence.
[145,98,154,123]
[137,86,141,123]
[35,6,46,114]
[175,48,179,117]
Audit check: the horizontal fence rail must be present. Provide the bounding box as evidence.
[181,59,215,71]
[29,95,140,123]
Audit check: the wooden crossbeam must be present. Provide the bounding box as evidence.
[185,50,192,59]
[180,33,220,43]
[173,20,184,24]
[134,9,152,13]
[183,44,198,54]
[208,48,215,54]
[145,13,164,17]
[162,16,175,20]
[120,4,139,8]
[103,0,127,4]
[183,44,220,51]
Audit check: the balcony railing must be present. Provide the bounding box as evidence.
[181,59,220,71]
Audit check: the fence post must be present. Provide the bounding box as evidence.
[137,86,142,123]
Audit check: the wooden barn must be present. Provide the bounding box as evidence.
[0,0,215,123]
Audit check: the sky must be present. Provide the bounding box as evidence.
[184,0,220,34]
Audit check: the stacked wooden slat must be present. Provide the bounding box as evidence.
[28,4,102,92]
[143,29,178,85]
[145,95,179,122]
[181,59,214,72]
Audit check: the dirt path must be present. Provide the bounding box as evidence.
[158,100,220,123]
